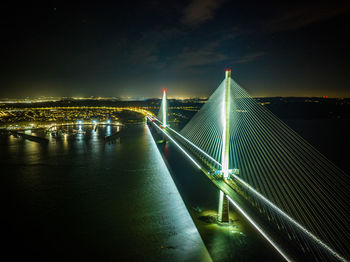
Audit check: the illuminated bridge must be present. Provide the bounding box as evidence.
[146,70,350,261]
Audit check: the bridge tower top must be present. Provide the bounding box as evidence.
[225,69,231,79]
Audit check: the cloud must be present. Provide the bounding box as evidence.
[265,1,350,33]
[233,52,266,64]
[173,39,228,70]
[126,28,184,70]
[128,42,158,64]
[123,28,236,73]
[125,29,232,72]
[182,0,228,26]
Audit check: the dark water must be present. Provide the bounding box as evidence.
[1,124,211,261]
[283,118,350,174]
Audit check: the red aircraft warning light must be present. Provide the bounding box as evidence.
[225,68,231,78]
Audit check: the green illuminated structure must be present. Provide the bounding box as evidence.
[157,88,168,127]
[218,69,231,223]
[162,89,167,127]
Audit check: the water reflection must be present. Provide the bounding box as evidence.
[2,124,211,261]
[63,133,68,151]
[106,125,111,136]
[92,125,98,140]
[8,134,17,155]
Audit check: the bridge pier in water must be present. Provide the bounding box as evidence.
[218,191,229,223]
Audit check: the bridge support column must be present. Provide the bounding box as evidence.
[218,190,229,223]
[162,88,167,127]
[218,69,231,223]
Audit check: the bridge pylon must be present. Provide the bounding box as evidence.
[218,190,229,223]
[161,88,167,127]
[218,69,231,223]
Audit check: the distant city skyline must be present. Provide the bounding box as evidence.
[0,94,346,101]
[1,1,350,98]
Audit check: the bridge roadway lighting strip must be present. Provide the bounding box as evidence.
[159,118,345,261]
[151,116,346,261]
[148,117,201,169]
[226,195,291,262]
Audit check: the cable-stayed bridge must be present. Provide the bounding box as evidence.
[147,70,350,261]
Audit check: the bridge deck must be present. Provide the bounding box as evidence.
[147,116,345,261]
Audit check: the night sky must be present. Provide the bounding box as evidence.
[1,0,350,98]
